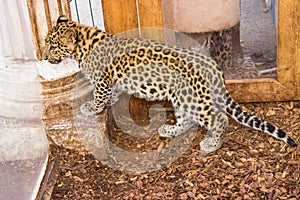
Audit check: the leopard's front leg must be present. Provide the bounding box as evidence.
[80,79,112,116]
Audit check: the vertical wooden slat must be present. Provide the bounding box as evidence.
[43,0,52,30]
[102,0,138,34]
[56,0,63,15]
[48,1,60,25]
[61,0,72,20]
[138,0,163,28]
[26,0,72,60]
[294,2,300,99]
[56,0,72,20]
[136,0,168,115]
[27,0,48,60]
[26,0,40,59]
[137,0,163,41]
[278,0,300,99]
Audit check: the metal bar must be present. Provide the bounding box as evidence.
[74,0,80,22]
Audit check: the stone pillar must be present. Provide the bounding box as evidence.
[0,0,35,60]
[0,1,48,199]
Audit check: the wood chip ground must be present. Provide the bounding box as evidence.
[50,101,299,199]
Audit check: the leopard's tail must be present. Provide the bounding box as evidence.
[217,91,297,147]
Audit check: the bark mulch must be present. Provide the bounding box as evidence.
[50,101,299,199]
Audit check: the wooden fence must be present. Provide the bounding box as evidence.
[26,0,300,102]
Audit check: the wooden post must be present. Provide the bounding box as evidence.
[0,1,49,199]
[102,0,141,124]
[277,0,300,99]
[232,22,241,53]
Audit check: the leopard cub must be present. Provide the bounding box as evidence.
[44,15,297,152]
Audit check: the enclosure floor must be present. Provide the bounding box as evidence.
[50,101,299,199]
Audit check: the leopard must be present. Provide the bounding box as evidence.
[208,29,261,79]
[185,28,261,79]
[43,15,297,152]
[183,30,234,71]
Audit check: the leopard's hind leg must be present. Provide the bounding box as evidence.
[200,110,228,152]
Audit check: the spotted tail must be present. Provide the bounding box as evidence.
[220,93,297,147]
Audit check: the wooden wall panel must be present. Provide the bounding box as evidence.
[26,0,71,60]
[27,0,48,59]
[26,0,299,101]
[226,78,294,102]
[138,0,164,41]
[102,0,138,34]
[138,0,163,28]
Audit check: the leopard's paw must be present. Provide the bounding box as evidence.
[80,101,96,116]
[199,136,223,152]
[158,125,174,138]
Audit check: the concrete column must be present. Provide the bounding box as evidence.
[0,1,48,199]
[0,0,35,60]
[0,0,48,155]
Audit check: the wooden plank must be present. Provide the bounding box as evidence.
[102,0,138,34]
[232,22,241,52]
[56,0,63,15]
[138,0,164,41]
[47,0,60,26]
[226,78,294,103]
[138,0,163,28]
[26,0,72,60]
[135,0,164,123]
[48,0,71,25]
[53,0,72,22]
[61,0,72,20]
[35,146,60,200]
[277,0,300,100]
[43,0,52,30]
[27,0,48,60]
[136,0,164,121]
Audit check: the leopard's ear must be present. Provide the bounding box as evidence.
[57,15,69,24]
[62,28,78,47]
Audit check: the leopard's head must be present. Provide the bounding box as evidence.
[43,15,78,64]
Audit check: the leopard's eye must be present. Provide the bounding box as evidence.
[49,46,56,51]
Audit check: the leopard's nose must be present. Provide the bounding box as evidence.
[49,59,62,64]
